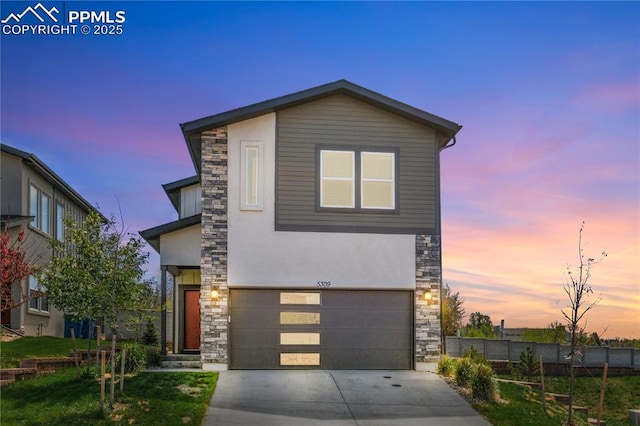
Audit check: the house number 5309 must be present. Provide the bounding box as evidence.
[316,281,331,288]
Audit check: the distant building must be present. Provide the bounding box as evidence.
[1,144,97,337]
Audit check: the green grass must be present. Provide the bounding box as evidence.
[475,375,640,426]
[474,382,589,426]
[544,375,640,425]
[1,368,218,425]
[0,336,91,368]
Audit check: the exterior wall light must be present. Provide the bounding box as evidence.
[423,292,432,303]
[211,289,220,300]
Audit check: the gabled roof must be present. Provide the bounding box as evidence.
[139,214,201,253]
[180,79,462,173]
[162,175,199,213]
[1,144,98,215]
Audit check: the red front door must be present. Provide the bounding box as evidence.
[184,290,201,350]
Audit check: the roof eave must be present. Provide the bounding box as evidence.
[180,80,463,173]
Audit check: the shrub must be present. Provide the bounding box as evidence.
[462,345,489,365]
[116,343,146,373]
[437,355,457,376]
[471,363,497,401]
[517,346,539,381]
[455,357,474,386]
[145,346,161,368]
[141,320,159,346]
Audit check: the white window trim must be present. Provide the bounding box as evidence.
[240,141,264,211]
[360,151,395,210]
[320,150,355,208]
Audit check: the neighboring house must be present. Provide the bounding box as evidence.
[1,144,96,337]
[141,80,462,370]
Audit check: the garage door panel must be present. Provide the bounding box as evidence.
[322,291,411,308]
[230,329,279,348]
[322,350,411,370]
[321,309,410,328]
[231,308,280,328]
[322,330,411,349]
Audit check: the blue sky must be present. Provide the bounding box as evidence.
[2,1,638,337]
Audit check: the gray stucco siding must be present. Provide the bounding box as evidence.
[276,94,439,233]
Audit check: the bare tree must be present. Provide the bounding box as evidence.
[561,222,605,425]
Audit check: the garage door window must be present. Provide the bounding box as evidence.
[280,292,320,305]
[280,332,320,345]
[280,353,320,366]
[280,312,320,324]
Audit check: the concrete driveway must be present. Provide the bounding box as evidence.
[203,370,490,425]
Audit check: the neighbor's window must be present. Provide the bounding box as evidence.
[28,276,49,313]
[319,149,396,210]
[56,202,65,241]
[29,184,51,234]
[320,150,354,208]
[240,141,263,210]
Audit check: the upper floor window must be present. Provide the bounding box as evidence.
[319,149,396,211]
[180,184,202,218]
[56,202,65,241]
[240,141,264,210]
[29,184,51,234]
[361,152,395,209]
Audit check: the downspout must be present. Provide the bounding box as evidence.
[160,265,167,356]
[439,135,456,357]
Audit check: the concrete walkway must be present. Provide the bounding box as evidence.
[203,370,490,425]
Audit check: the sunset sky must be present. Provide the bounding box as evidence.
[1,1,638,338]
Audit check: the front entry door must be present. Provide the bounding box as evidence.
[184,290,201,351]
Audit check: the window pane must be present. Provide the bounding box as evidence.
[29,276,38,309]
[280,333,320,345]
[40,294,49,312]
[362,152,394,179]
[245,146,259,206]
[322,151,353,178]
[322,180,353,207]
[41,194,50,234]
[56,203,65,241]
[280,353,320,366]
[280,292,320,305]
[362,181,394,209]
[30,186,39,228]
[280,312,320,325]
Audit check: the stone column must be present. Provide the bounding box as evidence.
[200,127,229,370]
[415,234,442,370]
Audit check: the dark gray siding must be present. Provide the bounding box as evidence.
[276,94,439,234]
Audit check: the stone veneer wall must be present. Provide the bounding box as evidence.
[200,127,229,367]
[415,234,442,364]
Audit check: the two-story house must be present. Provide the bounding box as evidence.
[141,80,462,370]
[1,144,96,336]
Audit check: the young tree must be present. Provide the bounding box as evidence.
[43,210,150,331]
[40,210,150,375]
[561,222,605,425]
[442,283,466,336]
[463,312,497,338]
[1,227,35,313]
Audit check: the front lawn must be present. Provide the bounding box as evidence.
[474,375,640,426]
[0,336,90,368]
[1,368,218,425]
